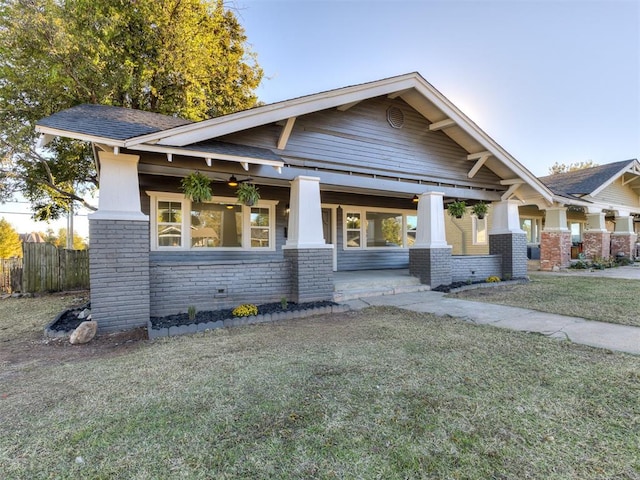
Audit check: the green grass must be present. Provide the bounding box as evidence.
[1,297,639,479]
[449,274,640,327]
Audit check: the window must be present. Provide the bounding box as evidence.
[521,218,542,244]
[149,192,276,251]
[344,207,417,249]
[472,215,487,245]
[569,222,584,244]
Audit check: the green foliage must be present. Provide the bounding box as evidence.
[472,202,488,218]
[181,171,212,203]
[187,306,197,321]
[548,160,598,174]
[232,304,258,317]
[486,276,501,283]
[0,218,22,258]
[236,183,260,206]
[49,227,88,250]
[0,0,263,220]
[447,200,466,218]
[280,297,288,310]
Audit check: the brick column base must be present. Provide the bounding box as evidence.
[489,233,528,279]
[582,231,611,260]
[409,248,452,288]
[540,231,571,271]
[611,233,637,258]
[284,248,334,303]
[89,219,150,332]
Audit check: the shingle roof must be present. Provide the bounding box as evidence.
[36,104,192,141]
[185,140,282,161]
[538,160,636,197]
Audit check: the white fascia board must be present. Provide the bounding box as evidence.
[127,143,284,169]
[35,125,126,148]
[551,195,593,208]
[408,79,554,204]
[125,74,421,148]
[590,160,639,197]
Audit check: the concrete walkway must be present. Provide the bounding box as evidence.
[345,290,640,355]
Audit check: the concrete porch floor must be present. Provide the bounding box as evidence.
[333,269,430,302]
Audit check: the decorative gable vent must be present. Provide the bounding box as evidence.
[386,106,405,129]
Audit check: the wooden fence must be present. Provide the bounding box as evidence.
[1,243,90,294]
[0,258,23,294]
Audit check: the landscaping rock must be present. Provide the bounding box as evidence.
[69,321,98,345]
[78,308,91,319]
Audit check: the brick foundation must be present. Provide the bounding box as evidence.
[89,219,150,332]
[582,231,611,260]
[284,247,334,303]
[540,231,571,271]
[611,233,637,258]
[409,248,452,288]
[489,233,528,279]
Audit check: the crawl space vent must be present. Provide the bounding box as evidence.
[386,106,405,129]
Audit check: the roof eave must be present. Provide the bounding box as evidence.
[35,125,126,148]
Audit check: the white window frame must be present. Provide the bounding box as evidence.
[472,215,488,245]
[342,206,417,250]
[521,217,543,244]
[148,191,278,252]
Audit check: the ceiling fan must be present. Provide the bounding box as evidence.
[211,175,253,187]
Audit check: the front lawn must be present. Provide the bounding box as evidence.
[1,296,638,479]
[449,274,640,328]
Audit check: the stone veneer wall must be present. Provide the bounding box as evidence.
[610,233,638,258]
[89,219,150,332]
[539,231,571,271]
[451,255,502,283]
[284,248,334,303]
[149,260,292,317]
[582,231,611,260]
[409,248,452,288]
[489,233,528,278]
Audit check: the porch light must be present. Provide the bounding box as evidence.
[227,176,239,187]
[412,195,419,203]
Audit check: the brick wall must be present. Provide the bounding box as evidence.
[582,231,610,260]
[539,231,571,271]
[149,259,292,316]
[284,248,334,303]
[489,233,528,278]
[409,248,452,288]
[611,233,638,258]
[451,255,502,283]
[89,219,150,332]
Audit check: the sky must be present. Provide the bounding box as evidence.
[2,0,639,237]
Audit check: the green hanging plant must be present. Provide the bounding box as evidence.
[236,183,260,206]
[472,202,488,219]
[447,200,467,219]
[181,171,212,203]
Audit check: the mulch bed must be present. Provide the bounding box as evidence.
[48,302,91,332]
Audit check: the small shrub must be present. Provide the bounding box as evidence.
[486,276,501,283]
[570,260,589,269]
[280,297,288,310]
[232,304,258,317]
[187,305,197,321]
[616,256,634,266]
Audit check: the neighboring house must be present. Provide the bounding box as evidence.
[521,159,640,270]
[19,232,46,243]
[36,72,569,332]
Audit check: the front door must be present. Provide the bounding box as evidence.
[322,207,337,271]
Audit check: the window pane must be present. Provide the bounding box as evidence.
[366,211,402,247]
[158,201,182,224]
[250,207,270,248]
[157,201,182,247]
[521,219,533,243]
[406,215,417,247]
[475,217,487,245]
[158,225,182,247]
[346,213,360,229]
[191,202,242,248]
[346,231,360,247]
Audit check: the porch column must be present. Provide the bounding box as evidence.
[540,206,571,271]
[283,176,333,303]
[89,151,150,332]
[583,209,610,260]
[409,192,452,288]
[488,200,527,279]
[611,211,637,258]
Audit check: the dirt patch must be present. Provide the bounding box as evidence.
[0,327,148,369]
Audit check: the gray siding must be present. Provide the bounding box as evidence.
[222,96,502,188]
[451,255,502,283]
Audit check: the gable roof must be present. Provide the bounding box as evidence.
[539,159,640,198]
[36,72,554,202]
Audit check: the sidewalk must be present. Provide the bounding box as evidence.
[345,290,640,355]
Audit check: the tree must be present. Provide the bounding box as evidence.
[548,160,599,175]
[0,0,263,220]
[47,227,88,250]
[0,218,22,258]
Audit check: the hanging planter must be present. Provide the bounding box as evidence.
[181,171,212,203]
[447,200,466,219]
[472,202,488,219]
[236,183,260,206]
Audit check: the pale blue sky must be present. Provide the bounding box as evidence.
[3,0,638,236]
[237,0,639,176]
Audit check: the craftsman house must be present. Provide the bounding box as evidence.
[38,72,569,332]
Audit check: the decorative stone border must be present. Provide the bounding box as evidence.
[148,303,351,339]
[446,278,529,294]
